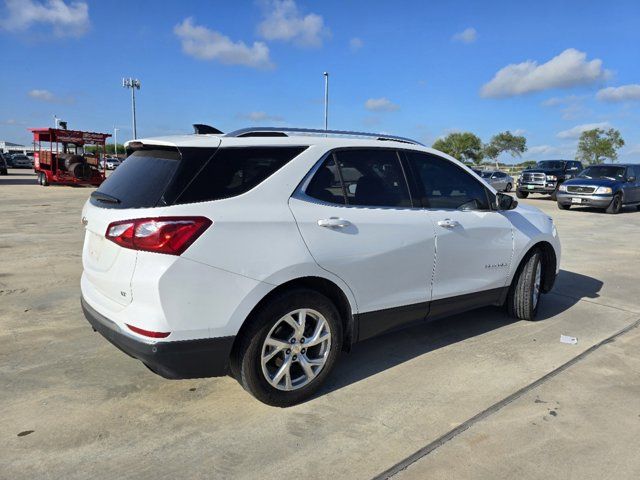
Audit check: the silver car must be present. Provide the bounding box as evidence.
[480,170,514,192]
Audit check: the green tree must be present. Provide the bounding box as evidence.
[576,128,625,165]
[484,131,527,169]
[432,132,484,165]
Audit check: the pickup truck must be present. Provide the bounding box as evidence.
[516,160,584,200]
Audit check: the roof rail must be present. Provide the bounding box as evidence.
[224,127,423,145]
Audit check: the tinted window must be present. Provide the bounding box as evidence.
[91,149,181,209]
[536,160,566,170]
[306,157,345,204]
[176,147,306,204]
[333,149,412,207]
[406,152,490,210]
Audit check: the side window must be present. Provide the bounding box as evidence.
[306,157,345,204]
[333,149,412,207]
[405,151,490,210]
[176,146,306,204]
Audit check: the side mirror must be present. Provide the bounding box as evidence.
[628,176,636,183]
[496,192,517,210]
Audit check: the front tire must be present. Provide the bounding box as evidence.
[505,183,512,192]
[606,193,622,214]
[550,187,559,201]
[235,289,343,407]
[516,190,528,199]
[557,203,570,210]
[507,250,543,321]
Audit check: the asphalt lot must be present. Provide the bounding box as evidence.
[1,168,639,479]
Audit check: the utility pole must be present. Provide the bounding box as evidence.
[323,72,329,132]
[122,78,141,139]
[114,127,119,156]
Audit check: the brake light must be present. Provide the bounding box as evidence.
[126,324,170,338]
[106,216,212,255]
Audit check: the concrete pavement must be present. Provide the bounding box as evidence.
[1,169,639,479]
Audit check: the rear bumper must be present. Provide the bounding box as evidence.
[556,193,613,208]
[81,297,234,379]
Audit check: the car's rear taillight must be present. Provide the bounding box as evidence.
[105,216,212,255]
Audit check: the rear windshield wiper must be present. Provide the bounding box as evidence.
[91,191,121,204]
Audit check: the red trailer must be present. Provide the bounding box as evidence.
[31,128,111,186]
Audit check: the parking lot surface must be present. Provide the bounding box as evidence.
[2,169,639,479]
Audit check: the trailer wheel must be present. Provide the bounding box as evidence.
[41,173,49,186]
[69,163,92,181]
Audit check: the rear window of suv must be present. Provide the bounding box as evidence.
[91,146,306,209]
[175,147,306,205]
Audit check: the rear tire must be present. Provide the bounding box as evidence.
[507,250,543,321]
[557,203,570,210]
[606,193,622,214]
[234,289,343,407]
[516,190,528,199]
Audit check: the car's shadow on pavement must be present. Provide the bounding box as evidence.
[318,269,602,397]
[0,177,39,186]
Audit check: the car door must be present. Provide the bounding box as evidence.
[404,151,514,306]
[492,172,506,191]
[627,166,640,203]
[289,148,436,339]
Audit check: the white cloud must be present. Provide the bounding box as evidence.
[596,84,640,102]
[513,129,527,136]
[557,122,611,139]
[258,0,329,47]
[28,89,55,102]
[1,118,24,125]
[349,37,363,52]
[174,18,273,69]
[528,145,561,156]
[1,0,89,37]
[542,94,590,120]
[452,27,477,44]
[238,111,284,122]
[365,97,400,112]
[481,49,610,98]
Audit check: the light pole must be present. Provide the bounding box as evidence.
[323,72,329,132]
[113,127,119,156]
[122,78,141,139]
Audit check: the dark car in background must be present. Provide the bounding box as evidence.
[516,160,583,200]
[557,164,640,214]
[0,153,8,175]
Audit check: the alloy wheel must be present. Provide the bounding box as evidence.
[260,308,332,391]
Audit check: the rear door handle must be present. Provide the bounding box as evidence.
[317,218,351,228]
[437,218,460,229]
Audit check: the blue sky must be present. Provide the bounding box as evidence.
[1,0,639,163]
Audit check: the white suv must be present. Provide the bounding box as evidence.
[81,127,560,406]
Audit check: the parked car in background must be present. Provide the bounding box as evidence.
[516,160,583,200]
[81,126,560,406]
[480,170,514,192]
[11,154,32,168]
[557,164,640,214]
[0,153,8,175]
[101,157,121,170]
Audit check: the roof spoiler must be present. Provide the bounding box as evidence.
[193,124,224,135]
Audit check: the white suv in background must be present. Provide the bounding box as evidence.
[81,126,560,407]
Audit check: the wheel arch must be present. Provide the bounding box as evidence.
[512,241,557,293]
[230,276,357,364]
